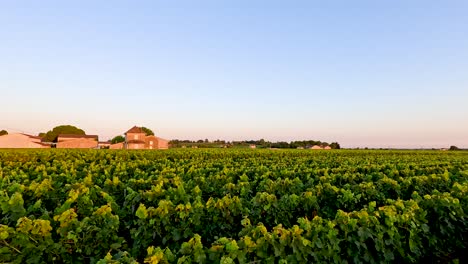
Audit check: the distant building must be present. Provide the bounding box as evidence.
[110,142,124,149]
[310,145,323,150]
[56,134,98,149]
[0,133,50,148]
[297,147,304,149]
[145,135,169,150]
[98,141,111,149]
[57,134,98,142]
[110,126,169,150]
[324,146,332,150]
[249,144,256,149]
[124,126,146,149]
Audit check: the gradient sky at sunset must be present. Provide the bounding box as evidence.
[1,1,467,148]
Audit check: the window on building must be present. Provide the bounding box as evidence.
[150,141,153,145]
[135,135,139,140]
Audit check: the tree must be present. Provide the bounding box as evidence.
[330,142,341,149]
[111,135,125,144]
[43,125,86,142]
[38,132,46,138]
[449,146,460,151]
[0,130,7,136]
[141,127,154,136]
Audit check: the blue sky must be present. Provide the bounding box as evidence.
[1,0,467,148]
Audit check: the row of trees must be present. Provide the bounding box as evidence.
[169,139,341,149]
[236,139,341,149]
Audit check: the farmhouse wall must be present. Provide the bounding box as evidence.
[56,138,98,149]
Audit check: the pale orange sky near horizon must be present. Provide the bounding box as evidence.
[2,115,467,149]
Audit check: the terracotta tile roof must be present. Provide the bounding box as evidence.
[125,126,144,134]
[58,134,98,140]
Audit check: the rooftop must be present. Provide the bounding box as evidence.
[57,134,98,140]
[125,126,144,134]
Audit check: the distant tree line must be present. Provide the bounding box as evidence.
[169,139,341,149]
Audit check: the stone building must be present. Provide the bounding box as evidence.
[110,126,168,150]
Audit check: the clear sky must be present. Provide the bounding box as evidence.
[1,0,467,148]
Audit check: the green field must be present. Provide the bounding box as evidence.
[0,149,467,263]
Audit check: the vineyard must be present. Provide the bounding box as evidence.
[0,149,467,263]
